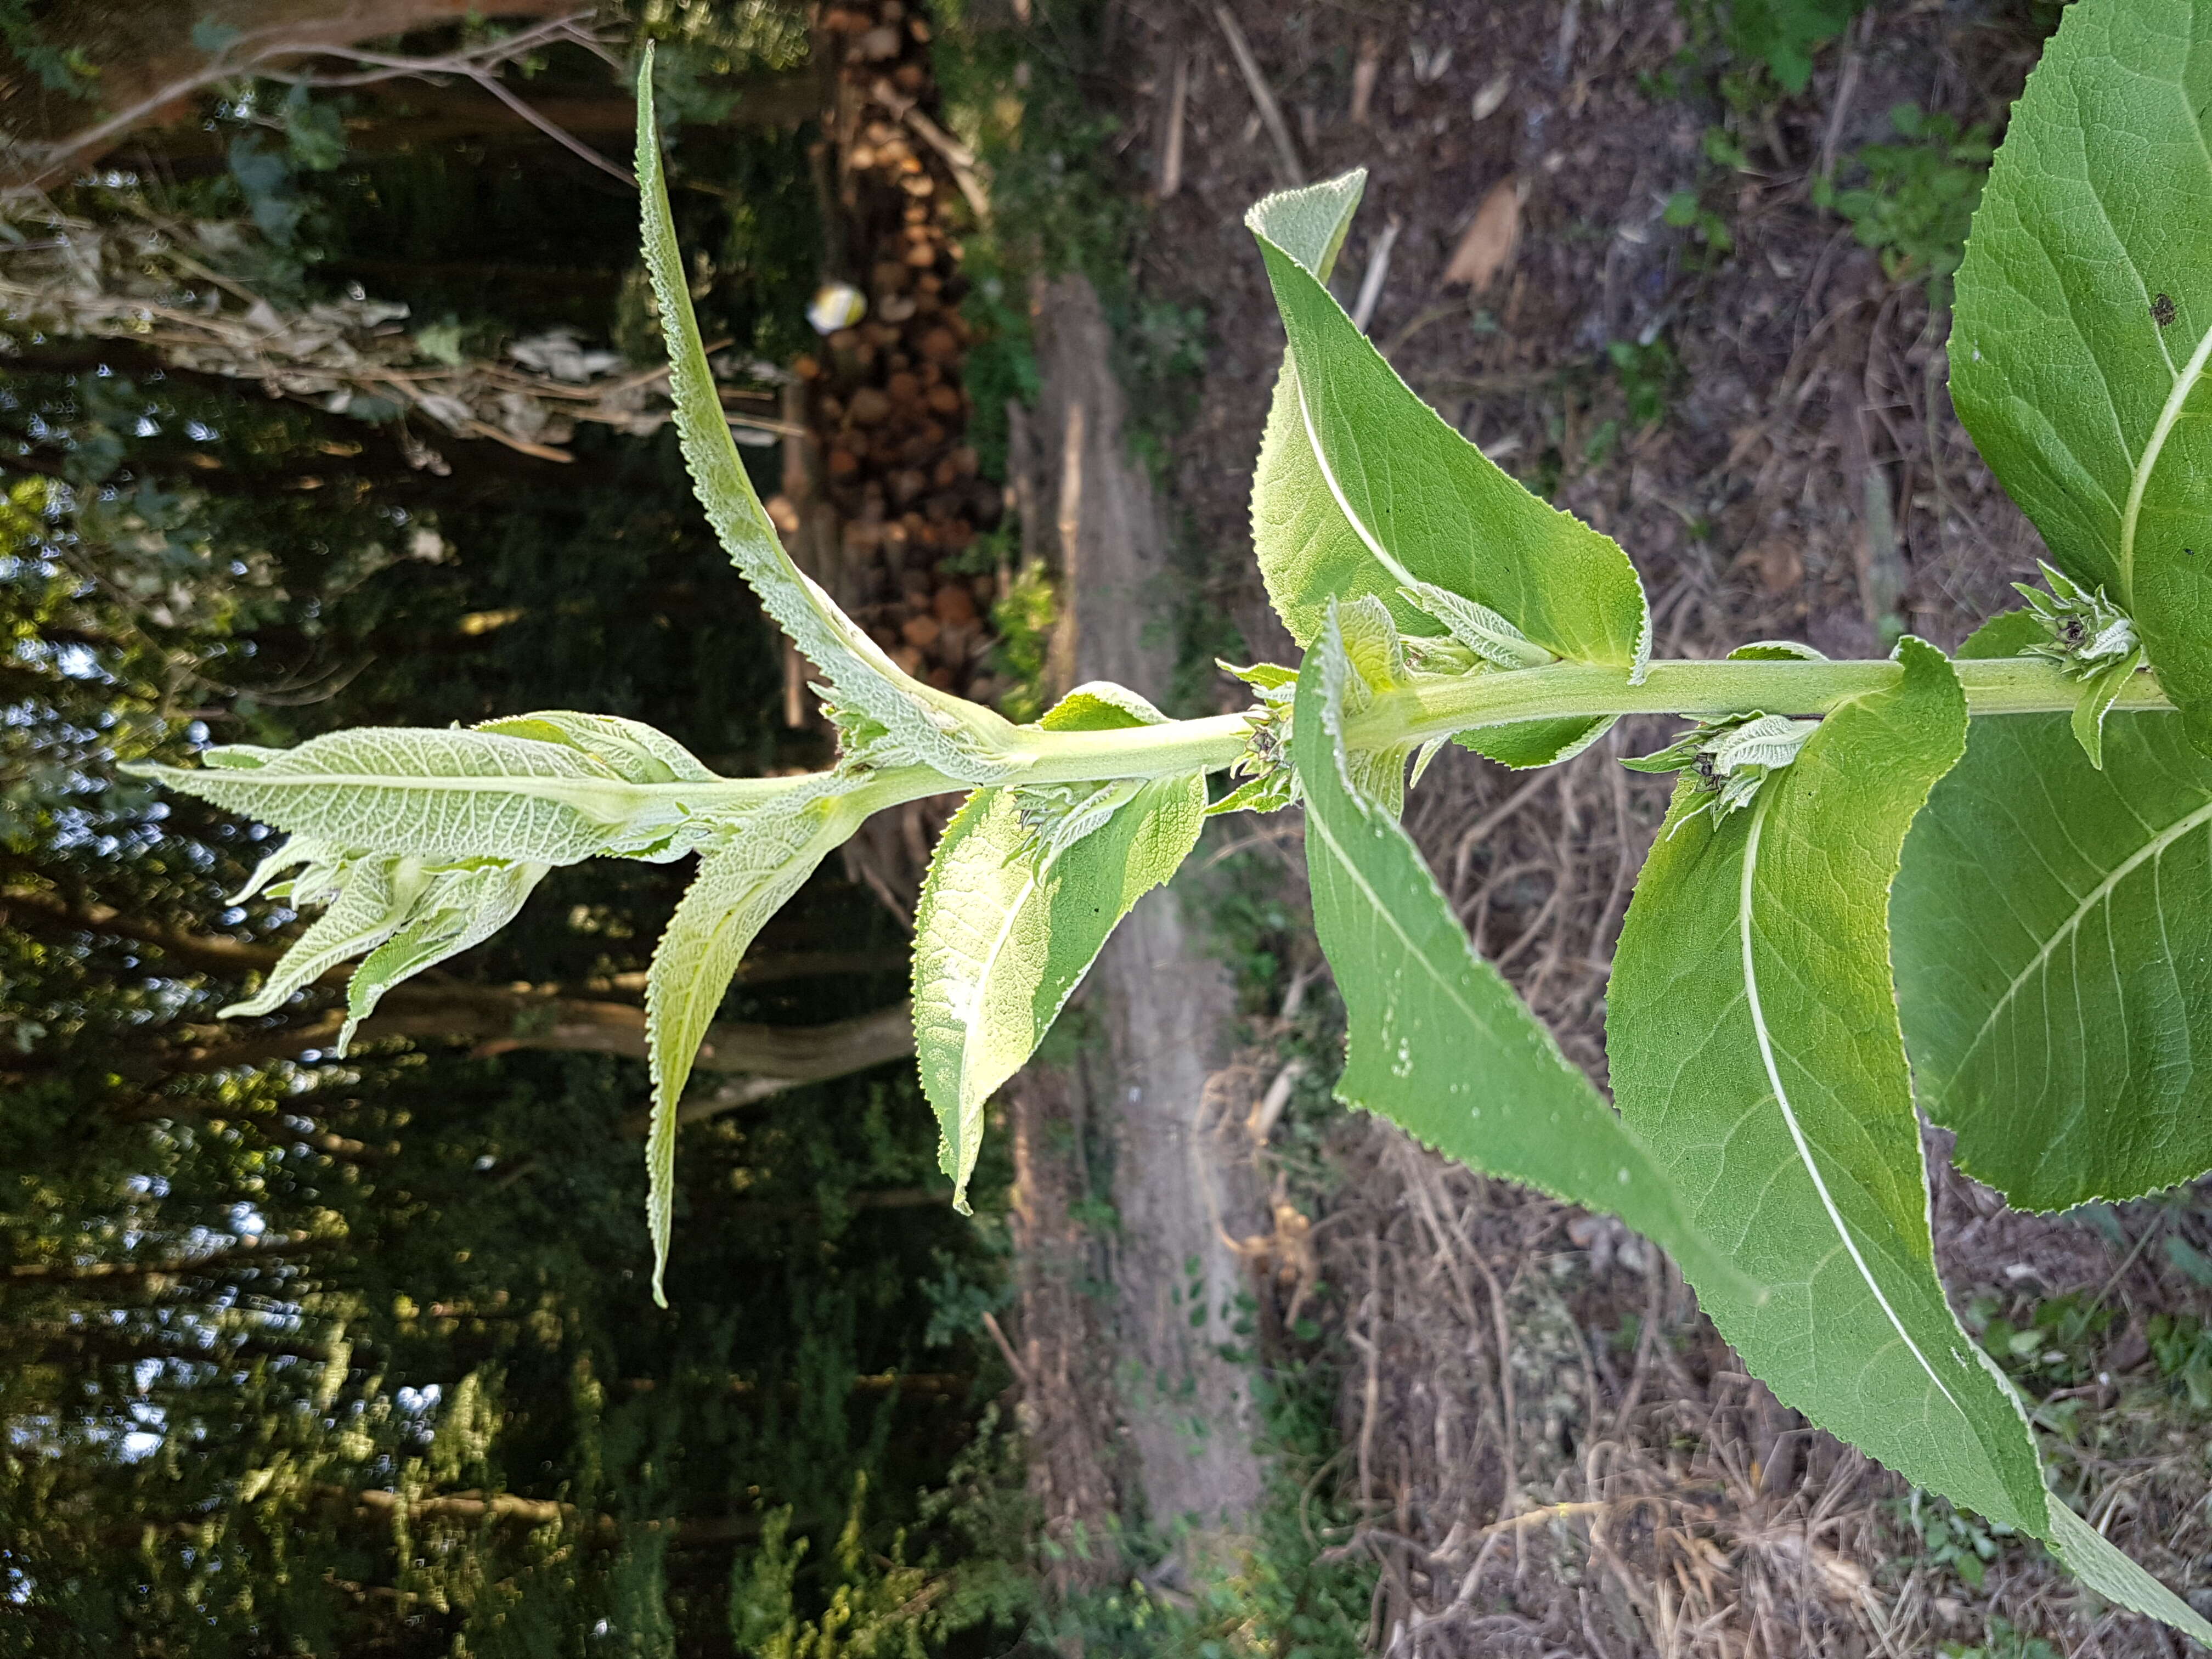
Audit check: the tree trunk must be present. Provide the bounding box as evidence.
[357,992,915,1081]
[2,883,896,995]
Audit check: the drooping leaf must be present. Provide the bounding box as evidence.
[1291,606,1757,1305]
[197,835,551,1052]
[1896,613,2212,1210]
[643,778,871,1304]
[1948,0,2212,753]
[219,854,424,1023]
[1609,639,2055,1532]
[340,859,551,1051]
[1246,171,1647,768]
[130,727,704,866]
[1598,636,2204,1638]
[912,684,1205,1211]
[635,49,1019,784]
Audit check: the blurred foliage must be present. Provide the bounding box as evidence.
[0,6,1031,1652]
[1814,105,1993,300]
[1707,0,1866,95]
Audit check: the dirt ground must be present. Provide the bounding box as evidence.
[1064,0,2212,1653]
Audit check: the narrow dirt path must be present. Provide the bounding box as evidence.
[775,3,1271,1582]
[1026,272,1268,1550]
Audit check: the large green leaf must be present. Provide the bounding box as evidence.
[1246,173,1647,768]
[1304,615,2209,1638]
[1609,639,2051,1531]
[1608,636,2212,1636]
[912,685,1205,1211]
[1291,607,1754,1303]
[636,50,1019,783]
[1949,0,2212,753]
[644,778,870,1304]
[131,727,700,865]
[1897,613,2212,1210]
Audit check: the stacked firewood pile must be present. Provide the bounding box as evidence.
[775,0,1008,710]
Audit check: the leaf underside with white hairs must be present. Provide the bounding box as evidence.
[476,710,719,783]
[1292,605,1757,1308]
[635,53,1017,784]
[1948,0,2212,753]
[912,684,1205,1210]
[1897,612,2212,1210]
[131,728,675,865]
[341,860,550,1051]
[643,778,867,1304]
[220,856,417,1022]
[1245,172,1647,768]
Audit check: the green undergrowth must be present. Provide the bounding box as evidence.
[1940,1617,2064,1659]
[1660,0,1870,108]
[934,0,1228,720]
[1041,1353,1373,1659]
[1814,104,1992,299]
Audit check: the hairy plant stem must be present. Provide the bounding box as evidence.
[1350,654,2174,751]
[741,657,2172,817]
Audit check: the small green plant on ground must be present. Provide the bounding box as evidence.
[1651,0,1871,114]
[136,1,2212,1641]
[1939,1617,2064,1659]
[1708,0,1869,94]
[1607,335,1681,431]
[1891,1491,2026,1594]
[1662,182,1737,266]
[1815,104,1994,296]
[1962,1291,2117,1398]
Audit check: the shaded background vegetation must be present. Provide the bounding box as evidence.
[0,4,1031,1652]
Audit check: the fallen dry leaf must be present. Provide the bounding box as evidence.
[1470,69,1512,122]
[1444,178,1521,292]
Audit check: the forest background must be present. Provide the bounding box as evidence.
[8,1,2212,1656]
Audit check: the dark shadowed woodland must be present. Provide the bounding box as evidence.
[3,0,2211,1655]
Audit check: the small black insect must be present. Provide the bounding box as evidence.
[2058,616,2088,648]
[1692,749,1720,787]
[2154,292,2179,328]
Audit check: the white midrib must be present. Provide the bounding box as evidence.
[1294,364,1420,592]
[956,864,1043,1150]
[1737,793,1964,1415]
[223,771,692,816]
[2118,321,2212,606]
[1305,781,1502,1047]
[1952,793,2212,1078]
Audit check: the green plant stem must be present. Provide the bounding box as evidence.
[1349,655,2171,752]
[738,657,2171,817]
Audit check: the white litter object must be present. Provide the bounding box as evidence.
[808,282,867,334]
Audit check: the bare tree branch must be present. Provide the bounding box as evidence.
[1,3,593,198]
